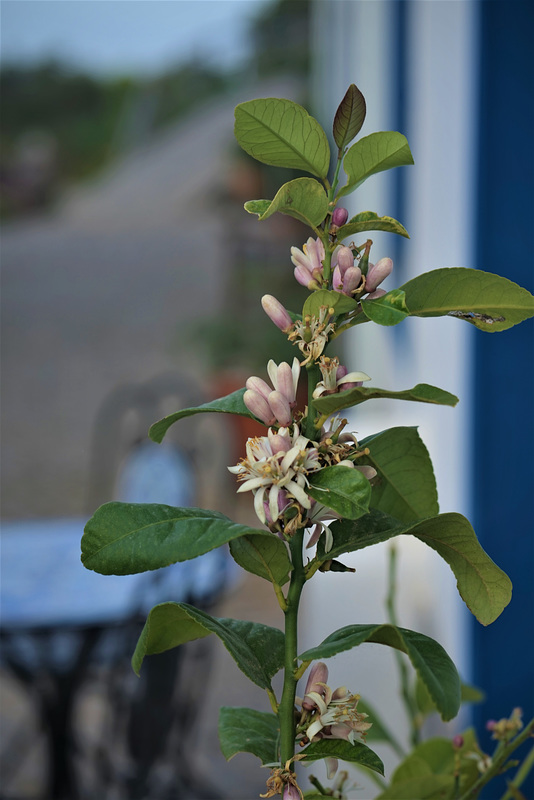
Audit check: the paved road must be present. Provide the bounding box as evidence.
[1,79,298,518]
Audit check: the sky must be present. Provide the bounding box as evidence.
[1,0,274,76]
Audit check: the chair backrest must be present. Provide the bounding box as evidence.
[87,372,234,610]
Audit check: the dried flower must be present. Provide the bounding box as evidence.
[486,708,523,741]
[288,306,336,365]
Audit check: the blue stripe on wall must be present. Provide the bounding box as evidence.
[473,1,534,795]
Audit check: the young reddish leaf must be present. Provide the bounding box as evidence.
[333,83,367,152]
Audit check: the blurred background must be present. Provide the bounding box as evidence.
[1,1,532,798]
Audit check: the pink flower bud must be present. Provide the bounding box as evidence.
[452,735,464,749]
[366,257,393,292]
[336,365,348,380]
[293,264,314,288]
[269,433,292,454]
[305,237,325,272]
[366,288,386,300]
[342,265,362,294]
[332,207,349,227]
[245,376,272,401]
[268,391,292,427]
[282,784,301,800]
[302,662,329,710]
[276,362,296,405]
[332,265,344,292]
[337,246,354,276]
[261,295,293,332]
[243,390,275,426]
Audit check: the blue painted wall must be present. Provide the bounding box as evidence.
[473,1,534,794]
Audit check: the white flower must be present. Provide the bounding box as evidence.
[228,425,321,527]
[312,356,370,399]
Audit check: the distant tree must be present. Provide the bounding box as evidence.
[250,0,310,76]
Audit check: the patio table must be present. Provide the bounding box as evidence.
[0,515,228,799]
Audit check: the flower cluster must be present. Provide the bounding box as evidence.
[332,245,363,297]
[291,236,325,289]
[297,662,372,778]
[486,707,523,741]
[231,231,384,539]
[289,233,393,300]
[244,358,300,427]
[228,425,321,533]
[229,415,375,537]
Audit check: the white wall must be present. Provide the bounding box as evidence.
[304,1,479,793]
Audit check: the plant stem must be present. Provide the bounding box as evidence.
[328,153,344,204]
[386,544,420,746]
[309,775,329,795]
[459,718,534,800]
[322,242,333,285]
[305,363,321,439]
[278,531,307,767]
[500,744,534,800]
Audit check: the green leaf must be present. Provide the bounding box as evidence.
[333,83,366,151]
[307,465,371,520]
[229,533,292,586]
[384,731,480,798]
[244,199,271,217]
[149,388,253,444]
[312,383,459,417]
[339,131,414,198]
[359,427,439,523]
[321,510,512,625]
[337,211,410,240]
[219,707,280,765]
[302,289,358,319]
[234,97,330,179]
[82,502,265,575]
[460,683,486,704]
[303,795,331,800]
[300,623,460,722]
[301,739,384,775]
[257,177,329,228]
[361,289,409,326]
[376,774,454,799]
[132,602,284,688]
[399,267,534,332]
[415,676,485,716]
